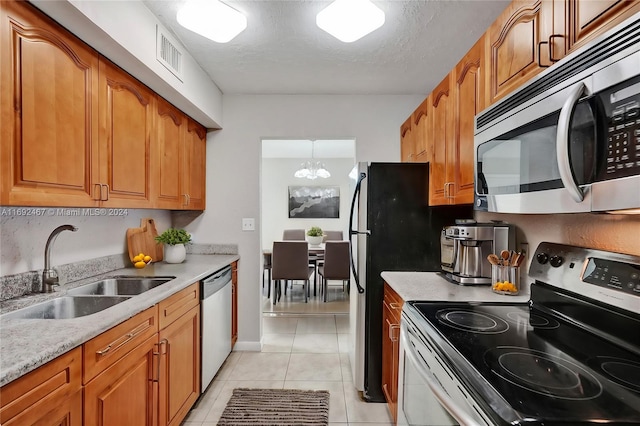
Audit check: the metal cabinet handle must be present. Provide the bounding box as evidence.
[389,302,401,310]
[537,41,550,68]
[152,339,168,383]
[548,34,563,63]
[96,321,150,356]
[182,194,189,206]
[93,184,102,201]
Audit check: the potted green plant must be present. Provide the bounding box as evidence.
[155,228,192,263]
[306,226,324,247]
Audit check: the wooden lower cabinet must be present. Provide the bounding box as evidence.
[84,334,159,426]
[158,304,200,426]
[0,347,83,426]
[381,282,403,423]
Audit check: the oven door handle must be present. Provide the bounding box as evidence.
[401,324,483,426]
[556,81,586,203]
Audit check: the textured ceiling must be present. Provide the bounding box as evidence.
[142,0,509,95]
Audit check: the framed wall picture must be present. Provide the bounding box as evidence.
[288,186,340,218]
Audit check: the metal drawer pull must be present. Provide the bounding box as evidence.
[96,322,151,356]
[152,339,168,383]
[389,302,401,310]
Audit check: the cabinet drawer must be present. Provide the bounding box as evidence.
[383,283,403,321]
[159,283,199,330]
[0,347,82,425]
[83,305,158,383]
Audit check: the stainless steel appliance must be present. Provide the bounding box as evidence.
[474,12,640,214]
[348,162,473,402]
[399,242,640,425]
[200,265,232,393]
[441,222,515,285]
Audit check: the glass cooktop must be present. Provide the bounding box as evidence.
[409,300,640,424]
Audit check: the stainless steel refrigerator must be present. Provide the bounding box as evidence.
[348,162,473,402]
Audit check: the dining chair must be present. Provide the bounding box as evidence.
[322,230,344,242]
[271,241,314,304]
[262,252,272,298]
[282,229,305,240]
[317,241,350,302]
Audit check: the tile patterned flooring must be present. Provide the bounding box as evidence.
[182,315,393,426]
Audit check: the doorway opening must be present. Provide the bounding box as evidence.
[260,138,355,315]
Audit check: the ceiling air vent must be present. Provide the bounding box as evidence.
[156,25,183,81]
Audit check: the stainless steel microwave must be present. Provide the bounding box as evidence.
[474,12,640,214]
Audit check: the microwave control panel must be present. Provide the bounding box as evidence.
[602,76,640,180]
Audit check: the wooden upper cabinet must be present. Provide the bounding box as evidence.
[453,36,485,205]
[412,97,430,163]
[429,74,453,206]
[485,0,550,106]
[155,97,185,209]
[0,1,100,207]
[563,0,640,54]
[98,59,154,208]
[400,116,414,162]
[183,119,206,210]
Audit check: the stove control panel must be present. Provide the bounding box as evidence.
[529,242,640,313]
[583,257,640,295]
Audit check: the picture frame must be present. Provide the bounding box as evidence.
[288,186,340,218]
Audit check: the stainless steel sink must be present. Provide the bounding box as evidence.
[2,296,131,320]
[67,276,175,296]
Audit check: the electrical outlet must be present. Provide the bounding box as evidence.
[519,243,529,262]
[242,218,255,231]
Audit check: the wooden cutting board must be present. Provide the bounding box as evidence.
[126,218,163,263]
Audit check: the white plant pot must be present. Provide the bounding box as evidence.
[306,235,323,247]
[164,244,186,264]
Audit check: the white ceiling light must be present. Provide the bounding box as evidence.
[316,0,385,43]
[294,141,331,180]
[177,0,247,43]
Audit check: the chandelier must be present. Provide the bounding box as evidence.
[294,141,331,180]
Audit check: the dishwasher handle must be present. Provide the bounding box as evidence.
[201,266,232,299]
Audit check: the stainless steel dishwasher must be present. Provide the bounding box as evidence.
[200,265,232,393]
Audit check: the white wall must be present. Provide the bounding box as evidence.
[1,210,171,275]
[261,158,354,250]
[180,94,424,349]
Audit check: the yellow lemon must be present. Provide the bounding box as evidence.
[133,255,143,263]
[138,252,145,258]
[143,255,152,263]
[134,261,146,269]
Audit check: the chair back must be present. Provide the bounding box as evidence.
[323,230,343,242]
[322,241,350,279]
[282,229,305,240]
[271,241,311,280]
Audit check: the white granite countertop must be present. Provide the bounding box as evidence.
[0,254,239,386]
[381,271,531,303]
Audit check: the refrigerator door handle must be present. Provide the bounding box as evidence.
[349,172,367,294]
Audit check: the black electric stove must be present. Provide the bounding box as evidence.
[403,242,640,425]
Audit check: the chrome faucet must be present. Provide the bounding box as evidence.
[42,224,78,292]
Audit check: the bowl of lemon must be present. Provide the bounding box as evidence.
[132,253,153,269]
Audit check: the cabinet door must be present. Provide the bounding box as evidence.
[567,0,640,52]
[453,36,484,205]
[381,283,402,423]
[429,75,453,206]
[158,305,200,426]
[84,334,158,426]
[485,0,550,106]
[231,261,238,348]
[0,347,82,426]
[400,117,414,162]
[99,58,154,208]
[182,119,206,210]
[412,98,430,162]
[155,97,185,209]
[0,1,99,207]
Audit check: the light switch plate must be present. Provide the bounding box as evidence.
[242,218,255,231]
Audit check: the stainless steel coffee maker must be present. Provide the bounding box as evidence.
[441,221,516,285]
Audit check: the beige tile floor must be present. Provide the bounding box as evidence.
[261,274,350,315]
[182,314,393,426]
